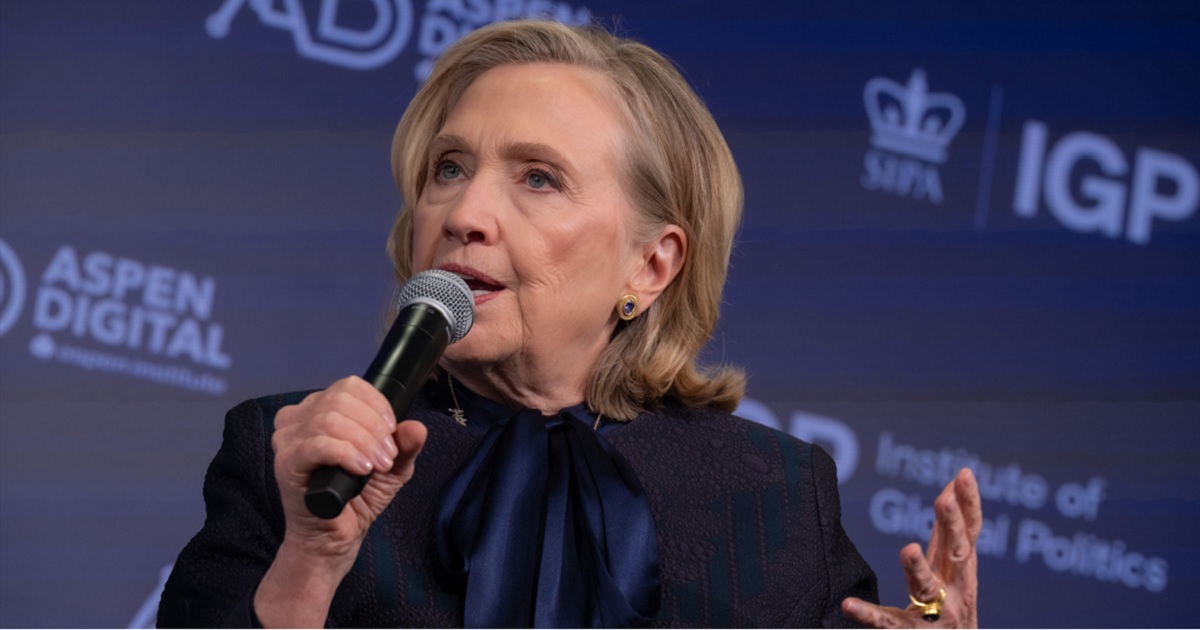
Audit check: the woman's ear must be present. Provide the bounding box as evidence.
[625,224,687,309]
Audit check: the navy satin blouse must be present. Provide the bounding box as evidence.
[431,377,661,628]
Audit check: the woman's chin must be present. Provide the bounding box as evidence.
[441,335,505,370]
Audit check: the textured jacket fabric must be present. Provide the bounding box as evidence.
[158,385,878,628]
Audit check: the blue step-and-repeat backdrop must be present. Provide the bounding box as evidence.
[1,1,1197,627]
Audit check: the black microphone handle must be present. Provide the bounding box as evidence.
[304,303,452,519]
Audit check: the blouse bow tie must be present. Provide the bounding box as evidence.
[435,407,661,628]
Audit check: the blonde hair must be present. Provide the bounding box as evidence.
[387,20,745,420]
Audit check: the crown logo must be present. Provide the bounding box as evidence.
[864,69,965,164]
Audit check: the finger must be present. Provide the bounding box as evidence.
[953,468,982,627]
[312,390,399,465]
[926,473,959,572]
[955,468,983,543]
[900,542,941,604]
[279,381,398,467]
[386,420,427,483]
[300,406,396,472]
[933,483,969,580]
[928,472,959,557]
[355,421,428,517]
[925,524,940,572]
[842,598,906,629]
[315,379,398,441]
[284,378,396,440]
[277,401,396,479]
[332,376,397,427]
[289,434,378,479]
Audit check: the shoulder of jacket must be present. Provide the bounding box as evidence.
[623,400,815,449]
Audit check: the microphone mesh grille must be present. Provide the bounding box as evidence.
[397,269,475,343]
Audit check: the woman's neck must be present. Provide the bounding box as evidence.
[440,360,589,415]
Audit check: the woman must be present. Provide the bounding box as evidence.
[159,20,981,628]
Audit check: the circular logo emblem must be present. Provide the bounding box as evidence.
[0,238,26,336]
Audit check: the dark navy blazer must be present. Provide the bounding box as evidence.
[158,383,878,628]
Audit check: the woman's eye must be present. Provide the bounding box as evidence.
[526,170,558,190]
[436,161,462,180]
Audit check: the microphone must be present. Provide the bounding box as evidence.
[304,269,475,519]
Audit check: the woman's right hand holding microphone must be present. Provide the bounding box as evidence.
[253,376,427,628]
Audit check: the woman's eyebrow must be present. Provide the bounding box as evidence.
[501,141,574,172]
[427,133,468,155]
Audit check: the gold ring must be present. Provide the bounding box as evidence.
[909,587,946,622]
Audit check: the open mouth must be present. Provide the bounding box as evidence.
[441,265,504,298]
[462,277,503,297]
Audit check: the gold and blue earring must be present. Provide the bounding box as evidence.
[618,294,639,321]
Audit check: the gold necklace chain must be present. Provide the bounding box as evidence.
[446,374,468,426]
[446,375,602,430]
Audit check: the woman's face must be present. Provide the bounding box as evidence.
[411,63,642,404]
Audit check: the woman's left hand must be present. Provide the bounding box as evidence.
[842,468,982,628]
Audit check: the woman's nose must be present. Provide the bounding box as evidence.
[442,178,494,245]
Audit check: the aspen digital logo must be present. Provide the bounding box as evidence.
[1013,121,1199,245]
[2,241,232,395]
[206,0,592,81]
[861,69,965,204]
